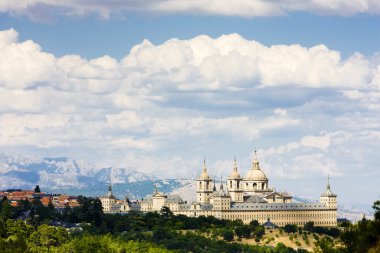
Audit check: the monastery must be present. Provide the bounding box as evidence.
[100,152,337,227]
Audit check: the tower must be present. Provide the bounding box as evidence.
[107,182,114,198]
[227,158,244,202]
[196,158,213,203]
[100,181,116,213]
[320,176,337,209]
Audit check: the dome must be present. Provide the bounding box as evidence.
[245,168,267,181]
[244,155,268,181]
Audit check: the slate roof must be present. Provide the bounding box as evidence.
[263,219,278,228]
[166,195,184,203]
[244,195,266,203]
[230,202,329,210]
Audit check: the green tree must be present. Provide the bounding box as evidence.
[250,219,259,227]
[27,224,69,251]
[160,206,173,219]
[284,224,297,234]
[0,198,12,221]
[223,229,234,241]
[34,185,41,193]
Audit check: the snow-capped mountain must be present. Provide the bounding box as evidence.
[0,153,158,194]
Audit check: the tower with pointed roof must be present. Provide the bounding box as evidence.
[100,181,117,213]
[227,158,244,202]
[196,158,213,203]
[320,176,337,209]
[243,150,270,194]
[107,182,114,198]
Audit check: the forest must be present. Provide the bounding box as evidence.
[0,196,379,253]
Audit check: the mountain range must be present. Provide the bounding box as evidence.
[0,153,374,221]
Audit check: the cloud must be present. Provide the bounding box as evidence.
[301,135,331,151]
[0,28,380,206]
[1,0,380,20]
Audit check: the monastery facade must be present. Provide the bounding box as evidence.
[102,152,337,227]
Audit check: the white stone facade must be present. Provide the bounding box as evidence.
[140,152,338,227]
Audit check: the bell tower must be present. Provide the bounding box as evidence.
[196,158,213,203]
[320,176,337,209]
[227,158,244,202]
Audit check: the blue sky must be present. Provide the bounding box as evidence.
[0,1,379,206]
[2,12,380,59]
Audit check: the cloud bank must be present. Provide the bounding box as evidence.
[1,29,380,203]
[1,0,380,20]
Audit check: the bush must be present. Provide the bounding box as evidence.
[295,241,301,246]
[255,238,260,243]
[289,236,293,241]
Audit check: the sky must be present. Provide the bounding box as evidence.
[0,0,380,205]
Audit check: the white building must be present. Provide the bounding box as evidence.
[140,151,337,227]
[99,183,131,213]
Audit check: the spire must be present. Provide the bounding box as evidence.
[220,176,223,190]
[213,180,216,191]
[153,183,158,194]
[327,175,331,191]
[199,157,211,180]
[107,180,114,198]
[228,157,241,179]
[321,175,336,197]
[252,148,260,170]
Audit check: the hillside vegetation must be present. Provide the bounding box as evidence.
[0,196,379,252]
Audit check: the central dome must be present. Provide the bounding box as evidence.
[245,168,267,180]
[244,157,267,181]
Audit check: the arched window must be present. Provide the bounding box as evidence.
[253,183,257,189]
